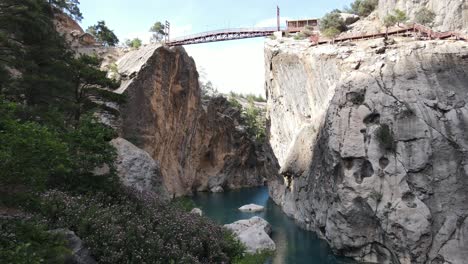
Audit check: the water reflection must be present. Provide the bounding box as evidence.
[192,187,355,264]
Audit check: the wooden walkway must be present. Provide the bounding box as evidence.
[311,24,467,45]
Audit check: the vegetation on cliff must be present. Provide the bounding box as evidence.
[0,1,253,263]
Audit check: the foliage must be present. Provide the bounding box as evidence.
[369,190,383,203]
[415,7,436,26]
[346,0,378,17]
[393,9,408,26]
[243,99,267,143]
[234,250,273,264]
[201,81,219,99]
[86,21,119,46]
[375,124,395,152]
[323,27,341,40]
[125,38,142,49]
[320,12,347,32]
[171,196,197,212]
[49,0,83,21]
[0,218,70,264]
[229,91,266,103]
[383,14,397,29]
[50,116,119,193]
[0,100,69,192]
[149,21,167,42]
[39,190,246,264]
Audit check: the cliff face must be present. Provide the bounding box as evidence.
[378,0,468,33]
[266,38,468,264]
[114,45,277,196]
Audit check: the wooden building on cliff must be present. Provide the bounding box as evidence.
[286,19,319,32]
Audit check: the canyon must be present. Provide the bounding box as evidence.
[265,33,468,264]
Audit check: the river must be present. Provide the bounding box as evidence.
[192,186,355,264]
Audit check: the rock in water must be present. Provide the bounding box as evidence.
[210,186,224,193]
[238,204,265,213]
[111,137,169,201]
[224,217,275,253]
[265,36,468,264]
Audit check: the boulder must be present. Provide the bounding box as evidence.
[339,13,360,25]
[49,229,96,264]
[238,204,265,213]
[111,137,169,201]
[190,208,203,216]
[210,186,224,193]
[224,217,275,253]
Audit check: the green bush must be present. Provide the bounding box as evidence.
[0,219,70,264]
[125,38,142,49]
[320,12,347,32]
[234,250,273,264]
[0,100,69,192]
[346,0,379,17]
[171,196,197,212]
[375,124,395,152]
[39,190,245,264]
[415,7,436,26]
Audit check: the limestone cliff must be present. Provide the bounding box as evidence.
[113,45,277,196]
[265,37,468,263]
[378,0,468,33]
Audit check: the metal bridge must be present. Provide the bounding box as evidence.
[166,27,279,46]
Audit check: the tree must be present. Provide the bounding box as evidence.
[383,14,397,37]
[415,7,436,26]
[394,9,407,26]
[86,21,119,46]
[320,12,347,32]
[149,21,167,42]
[348,0,378,17]
[49,0,83,21]
[323,27,341,43]
[125,38,142,49]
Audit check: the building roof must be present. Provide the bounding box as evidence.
[286,18,319,22]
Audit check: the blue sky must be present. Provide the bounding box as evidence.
[79,0,354,95]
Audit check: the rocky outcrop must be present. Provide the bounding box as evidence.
[265,37,468,263]
[113,45,277,196]
[378,0,468,33]
[224,216,276,253]
[111,137,169,201]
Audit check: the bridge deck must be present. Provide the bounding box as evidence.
[167,27,279,46]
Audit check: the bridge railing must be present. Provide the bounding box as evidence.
[169,27,280,42]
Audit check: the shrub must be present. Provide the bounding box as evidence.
[171,196,197,212]
[320,12,347,32]
[0,100,69,192]
[347,0,379,17]
[415,7,436,26]
[393,9,408,26]
[39,190,245,264]
[234,250,273,264]
[0,219,70,264]
[369,190,383,203]
[375,124,395,152]
[125,38,142,49]
[323,27,341,40]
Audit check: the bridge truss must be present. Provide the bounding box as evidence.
[166,28,278,46]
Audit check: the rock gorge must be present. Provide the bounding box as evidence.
[109,45,278,196]
[265,37,468,263]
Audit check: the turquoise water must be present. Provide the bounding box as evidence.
[192,187,355,264]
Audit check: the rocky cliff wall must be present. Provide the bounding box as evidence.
[266,37,468,263]
[114,45,277,196]
[378,0,468,33]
